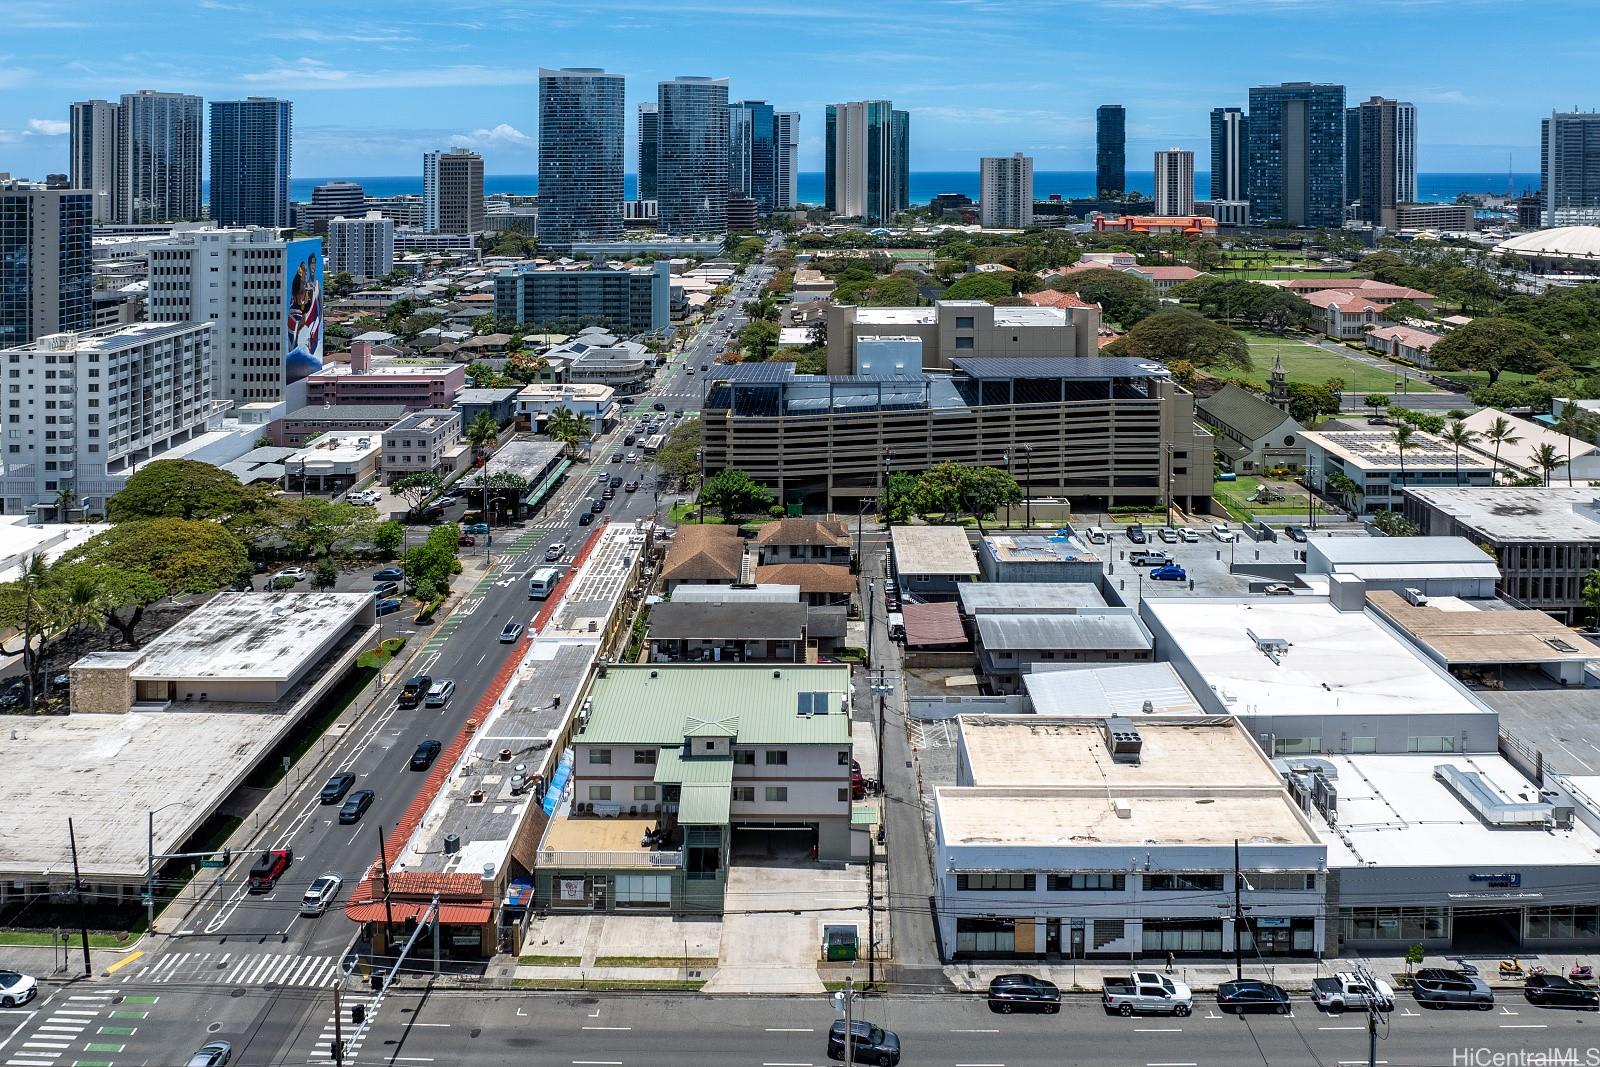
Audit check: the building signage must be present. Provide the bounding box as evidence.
[558,877,588,901]
[1253,917,1292,929]
[1468,872,1522,888]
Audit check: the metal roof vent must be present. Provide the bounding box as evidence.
[1104,717,1142,763]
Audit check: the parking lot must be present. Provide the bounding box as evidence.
[1093,522,1342,606]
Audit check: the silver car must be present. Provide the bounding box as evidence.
[300,874,343,916]
[186,1041,232,1067]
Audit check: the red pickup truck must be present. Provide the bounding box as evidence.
[248,848,293,892]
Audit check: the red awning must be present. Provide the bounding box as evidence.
[344,899,493,925]
[902,601,966,648]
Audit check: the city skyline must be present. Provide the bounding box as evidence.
[0,0,1589,180]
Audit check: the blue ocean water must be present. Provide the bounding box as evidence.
[288,171,1541,207]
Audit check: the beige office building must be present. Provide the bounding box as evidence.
[825,300,1099,375]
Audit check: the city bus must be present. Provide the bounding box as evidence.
[641,433,666,455]
[528,567,561,599]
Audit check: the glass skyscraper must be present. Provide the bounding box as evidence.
[656,77,729,236]
[537,68,625,249]
[1541,111,1600,226]
[0,179,93,351]
[1209,107,1249,202]
[775,111,800,211]
[637,103,659,202]
[209,97,292,228]
[116,90,203,224]
[1246,82,1347,229]
[1096,105,1125,197]
[824,100,908,224]
[729,100,777,214]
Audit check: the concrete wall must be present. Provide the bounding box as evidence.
[69,656,137,713]
[909,694,1027,721]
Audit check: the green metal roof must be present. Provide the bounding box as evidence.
[579,665,853,747]
[679,782,732,825]
[653,751,734,786]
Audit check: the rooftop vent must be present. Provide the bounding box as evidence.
[1245,628,1291,665]
[1434,764,1555,828]
[1104,717,1142,763]
[1403,587,1429,607]
[1112,799,1133,819]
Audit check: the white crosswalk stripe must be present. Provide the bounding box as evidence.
[130,950,346,988]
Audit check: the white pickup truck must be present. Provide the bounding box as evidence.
[1102,972,1193,1017]
[1311,972,1395,1013]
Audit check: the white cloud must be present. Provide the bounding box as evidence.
[240,58,539,90]
[28,118,70,136]
[449,124,533,149]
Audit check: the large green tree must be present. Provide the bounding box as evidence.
[1426,318,1550,386]
[700,468,775,519]
[940,272,1016,303]
[1104,308,1251,372]
[654,418,702,487]
[1286,382,1342,426]
[107,460,271,524]
[736,319,781,361]
[1048,268,1159,327]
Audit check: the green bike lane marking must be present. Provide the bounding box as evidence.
[84,1043,125,1053]
[109,1009,148,1019]
[97,1025,137,1036]
[120,995,158,1004]
[72,1061,113,1067]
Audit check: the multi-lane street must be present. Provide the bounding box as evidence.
[0,261,759,1067]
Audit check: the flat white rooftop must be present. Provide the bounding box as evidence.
[1143,597,1491,719]
[938,787,1317,848]
[128,591,373,681]
[891,525,980,576]
[0,711,282,880]
[958,716,1275,788]
[1405,486,1600,543]
[1310,753,1600,869]
[288,432,383,466]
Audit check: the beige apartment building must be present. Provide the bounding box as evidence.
[700,357,1214,514]
[825,299,1100,374]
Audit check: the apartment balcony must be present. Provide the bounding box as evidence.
[537,810,683,870]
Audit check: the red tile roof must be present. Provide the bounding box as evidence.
[1022,290,1097,310]
[902,601,966,647]
[754,563,856,594]
[1368,325,1443,349]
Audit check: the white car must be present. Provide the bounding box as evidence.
[299,874,343,917]
[1211,525,1237,543]
[1178,528,1200,543]
[0,970,38,1007]
[345,489,379,505]
[275,567,308,583]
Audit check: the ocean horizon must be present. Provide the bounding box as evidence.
[286,171,1540,208]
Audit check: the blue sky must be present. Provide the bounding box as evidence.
[0,0,1588,179]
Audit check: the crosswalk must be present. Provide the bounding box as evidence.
[132,950,347,989]
[305,991,380,1065]
[4,988,145,1067]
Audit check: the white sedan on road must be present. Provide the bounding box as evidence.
[0,970,37,1007]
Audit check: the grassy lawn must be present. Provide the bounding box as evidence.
[1214,267,1369,282]
[518,954,582,967]
[1431,369,1543,390]
[0,930,139,949]
[1231,332,1436,394]
[667,501,726,524]
[512,978,708,991]
[593,955,721,968]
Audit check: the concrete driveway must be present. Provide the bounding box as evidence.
[703,861,867,993]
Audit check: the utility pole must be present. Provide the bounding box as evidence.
[432,892,442,975]
[844,975,855,1065]
[864,582,875,674]
[1353,961,1383,1067]
[67,819,91,977]
[867,833,876,988]
[876,694,886,796]
[377,824,396,961]
[1022,445,1033,529]
[145,810,155,937]
[332,983,345,1067]
[1232,838,1242,982]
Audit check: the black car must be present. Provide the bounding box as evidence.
[338,789,375,824]
[399,674,432,708]
[410,739,443,770]
[1411,968,1493,1009]
[987,973,1060,1013]
[1525,974,1600,1008]
[610,476,624,488]
[591,498,605,512]
[1285,525,1308,543]
[318,772,356,804]
[1127,525,1148,544]
[1216,979,1292,1015]
[578,512,595,526]
[652,402,666,412]
[826,1019,900,1065]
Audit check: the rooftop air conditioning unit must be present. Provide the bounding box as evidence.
[1104,717,1142,764]
[1403,587,1429,607]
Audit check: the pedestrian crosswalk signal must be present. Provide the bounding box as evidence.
[351,1004,365,1025]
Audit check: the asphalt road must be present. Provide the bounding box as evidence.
[307,987,1600,1067]
[0,259,771,1067]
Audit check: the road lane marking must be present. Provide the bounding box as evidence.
[581,1027,631,1031]
[1318,1025,1362,1030]
[1134,1028,1181,1032]
[765,1028,813,1033]
[100,953,143,975]
[1499,1023,1548,1028]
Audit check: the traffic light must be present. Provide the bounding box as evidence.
[370,973,384,992]
[329,1039,344,1062]
[351,1004,366,1025]
[221,848,231,865]
[403,915,417,934]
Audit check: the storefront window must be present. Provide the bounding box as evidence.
[1142,920,1223,954]
[1339,907,1450,941]
[1527,906,1599,939]
[956,917,1015,954]
[1273,737,1322,755]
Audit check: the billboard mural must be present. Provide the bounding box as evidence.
[284,237,324,384]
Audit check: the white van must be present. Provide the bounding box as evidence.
[528,567,561,599]
[1082,526,1109,545]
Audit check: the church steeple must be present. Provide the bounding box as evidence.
[1268,351,1289,412]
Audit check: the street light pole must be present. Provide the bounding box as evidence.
[696,449,705,524]
[1021,444,1033,529]
[1001,451,1010,527]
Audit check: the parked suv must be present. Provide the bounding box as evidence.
[987,973,1061,1013]
[826,1019,900,1065]
[1412,968,1493,1010]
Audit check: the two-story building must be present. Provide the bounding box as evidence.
[935,716,1326,960]
[753,518,853,567]
[973,612,1154,693]
[1301,429,1494,514]
[537,664,854,915]
[381,408,464,481]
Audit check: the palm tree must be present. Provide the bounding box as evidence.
[1532,443,1563,486]
[545,406,593,458]
[1390,424,1418,493]
[1483,415,1521,485]
[52,479,80,523]
[1439,419,1479,487]
[465,411,500,461]
[1555,405,1598,488]
[1582,567,1600,626]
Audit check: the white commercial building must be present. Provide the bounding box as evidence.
[1305,535,1501,598]
[284,432,383,494]
[0,323,216,517]
[381,408,461,479]
[327,211,395,281]
[147,226,323,410]
[1300,429,1495,513]
[979,153,1033,229]
[1140,596,1503,755]
[1153,147,1195,216]
[515,383,618,427]
[935,717,1326,960]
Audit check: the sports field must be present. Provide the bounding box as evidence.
[1232,331,1437,395]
